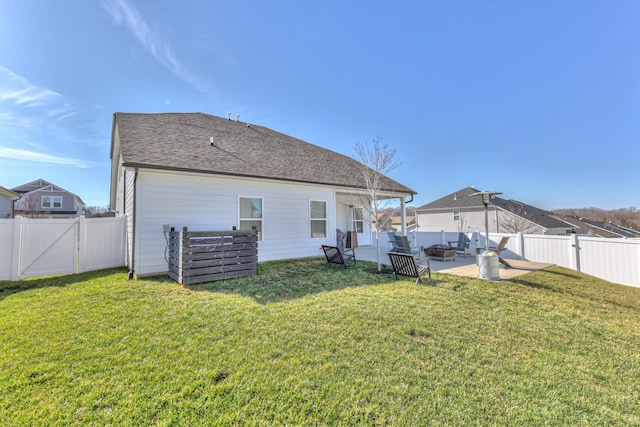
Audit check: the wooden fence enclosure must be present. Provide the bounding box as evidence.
[168,227,258,285]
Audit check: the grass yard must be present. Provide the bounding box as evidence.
[1,259,639,426]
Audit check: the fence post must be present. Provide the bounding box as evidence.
[571,233,581,272]
[440,230,446,245]
[517,232,525,260]
[11,216,22,281]
[77,215,86,274]
[571,233,582,271]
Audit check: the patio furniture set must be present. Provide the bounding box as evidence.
[321,230,512,285]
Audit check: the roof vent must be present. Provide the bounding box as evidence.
[227,112,231,120]
[236,114,240,122]
[209,136,215,147]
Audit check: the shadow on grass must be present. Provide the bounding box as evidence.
[0,267,128,301]
[184,257,439,304]
[508,276,559,293]
[509,267,640,310]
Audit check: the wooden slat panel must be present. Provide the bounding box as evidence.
[183,263,258,278]
[180,268,258,285]
[168,227,258,285]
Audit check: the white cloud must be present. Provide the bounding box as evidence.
[0,65,62,108]
[0,66,76,125]
[0,66,104,166]
[102,0,210,92]
[0,147,90,168]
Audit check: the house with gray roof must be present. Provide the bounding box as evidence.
[12,179,85,218]
[109,112,416,278]
[414,187,574,235]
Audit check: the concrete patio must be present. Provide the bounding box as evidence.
[353,245,554,281]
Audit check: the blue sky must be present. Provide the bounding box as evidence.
[1,1,638,210]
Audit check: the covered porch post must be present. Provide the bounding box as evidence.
[400,196,407,235]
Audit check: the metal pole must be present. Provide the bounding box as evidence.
[484,200,490,252]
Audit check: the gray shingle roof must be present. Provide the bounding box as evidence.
[416,187,571,229]
[112,112,415,195]
[415,187,488,210]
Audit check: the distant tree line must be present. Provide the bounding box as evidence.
[84,206,113,218]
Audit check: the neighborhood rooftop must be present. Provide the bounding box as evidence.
[416,186,572,230]
[112,112,415,195]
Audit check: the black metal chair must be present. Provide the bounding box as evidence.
[321,245,356,270]
[387,252,431,285]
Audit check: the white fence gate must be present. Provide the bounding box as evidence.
[0,216,126,281]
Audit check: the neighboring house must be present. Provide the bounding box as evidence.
[371,213,416,232]
[414,187,575,235]
[0,185,20,218]
[109,112,416,278]
[12,179,85,218]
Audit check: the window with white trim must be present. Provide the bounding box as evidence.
[239,197,263,240]
[310,200,327,238]
[353,207,364,233]
[42,196,62,209]
[453,210,460,221]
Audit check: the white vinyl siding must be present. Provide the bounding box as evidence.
[0,196,13,218]
[131,170,337,276]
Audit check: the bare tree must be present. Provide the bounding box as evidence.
[457,211,468,232]
[15,195,45,218]
[353,137,400,271]
[84,205,112,217]
[499,205,540,234]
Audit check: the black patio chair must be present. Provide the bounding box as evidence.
[321,245,356,270]
[387,251,431,285]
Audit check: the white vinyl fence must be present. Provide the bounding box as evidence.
[0,216,126,281]
[386,230,640,288]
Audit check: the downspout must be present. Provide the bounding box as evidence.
[128,167,138,280]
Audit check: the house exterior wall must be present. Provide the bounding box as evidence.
[0,195,13,218]
[416,208,495,233]
[416,207,547,235]
[113,158,136,270]
[126,169,354,276]
[14,189,82,217]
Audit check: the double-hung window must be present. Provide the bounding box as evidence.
[42,196,62,209]
[310,200,327,238]
[353,207,364,233]
[453,210,460,221]
[239,197,263,240]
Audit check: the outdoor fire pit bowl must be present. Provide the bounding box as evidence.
[425,244,457,261]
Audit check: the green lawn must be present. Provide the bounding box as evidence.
[1,259,639,426]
